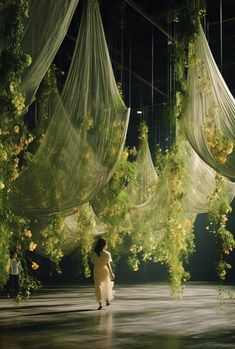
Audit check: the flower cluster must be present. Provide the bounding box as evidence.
[138,122,148,141]
[189,36,234,165]
[161,144,195,295]
[0,0,37,298]
[11,93,26,115]
[204,122,233,165]
[41,215,65,267]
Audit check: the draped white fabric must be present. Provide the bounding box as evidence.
[126,137,158,206]
[20,0,79,108]
[183,141,235,215]
[10,0,130,216]
[127,135,235,235]
[181,24,235,179]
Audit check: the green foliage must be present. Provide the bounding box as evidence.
[76,205,97,277]
[16,265,41,305]
[171,0,206,121]
[0,223,11,286]
[156,143,195,295]
[93,148,137,227]
[40,215,65,268]
[207,174,235,280]
[0,0,40,302]
[155,145,168,176]
[0,0,38,297]
[92,148,137,264]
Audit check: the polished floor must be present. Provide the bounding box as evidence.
[0,283,235,349]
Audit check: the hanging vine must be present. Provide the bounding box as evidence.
[0,0,40,299]
[153,141,195,295]
[207,174,235,280]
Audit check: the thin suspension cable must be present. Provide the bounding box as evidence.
[34,97,37,127]
[167,9,172,147]
[64,34,167,97]
[151,26,155,148]
[151,27,154,110]
[210,16,235,25]
[206,21,210,41]
[220,0,223,73]
[113,60,167,97]
[123,0,172,40]
[129,38,132,107]
[120,14,124,84]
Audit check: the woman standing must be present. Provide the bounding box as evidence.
[6,251,22,298]
[91,238,115,310]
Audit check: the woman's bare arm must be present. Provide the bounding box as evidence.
[107,262,115,280]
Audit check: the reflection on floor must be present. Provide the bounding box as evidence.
[0,283,235,349]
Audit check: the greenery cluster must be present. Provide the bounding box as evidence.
[173,1,234,288]
[0,0,40,299]
[156,143,195,295]
[207,174,235,280]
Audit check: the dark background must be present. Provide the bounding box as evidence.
[39,0,235,285]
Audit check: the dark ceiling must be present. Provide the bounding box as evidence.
[56,0,235,149]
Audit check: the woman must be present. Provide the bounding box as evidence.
[6,251,22,298]
[91,238,115,310]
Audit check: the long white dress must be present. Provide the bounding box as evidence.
[91,250,114,303]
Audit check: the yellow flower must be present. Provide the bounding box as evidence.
[24,230,32,238]
[28,134,34,144]
[31,262,39,270]
[25,54,32,67]
[9,82,16,93]
[14,125,20,134]
[83,151,92,160]
[14,145,23,155]
[29,242,37,252]
[87,117,94,129]
[0,150,8,161]
[12,93,25,115]
[14,158,19,168]
[0,181,5,190]
[226,143,233,155]
[10,171,19,181]
[122,150,129,160]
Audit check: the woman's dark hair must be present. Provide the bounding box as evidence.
[10,250,17,258]
[95,238,107,257]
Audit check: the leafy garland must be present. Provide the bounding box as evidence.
[156,143,195,295]
[174,0,235,286]
[172,1,205,122]
[39,215,65,268]
[75,205,97,277]
[207,174,235,280]
[26,67,67,272]
[93,148,137,228]
[0,0,40,298]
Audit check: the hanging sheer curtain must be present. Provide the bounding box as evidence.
[127,136,166,240]
[126,134,235,236]
[62,204,105,254]
[20,0,79,108]
[10,0,130,217]
[182,139,235,215]
[181,24,235,179]
[126,136,158,206]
